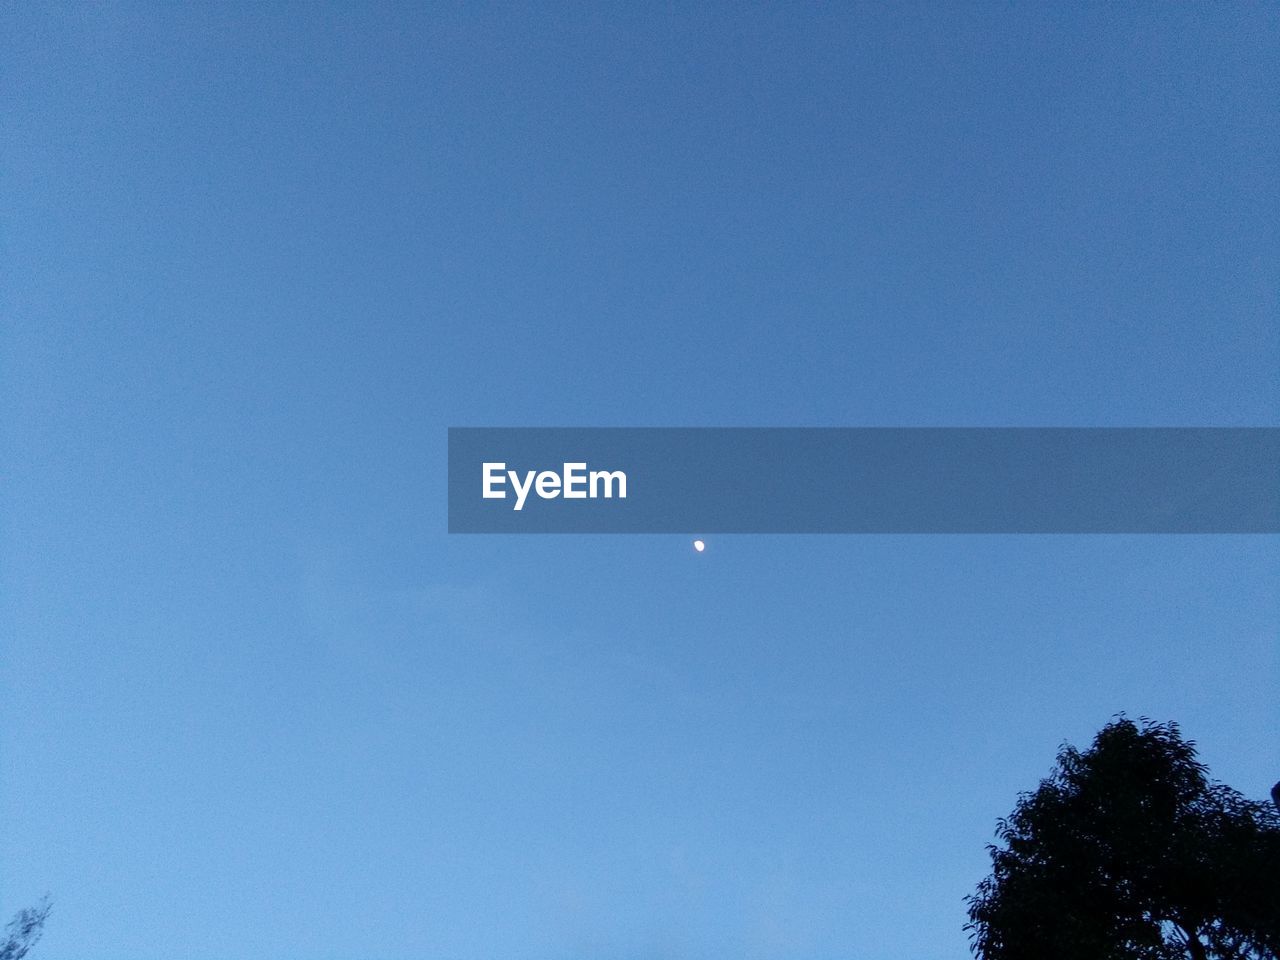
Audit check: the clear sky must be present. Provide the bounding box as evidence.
[2,3,1277,959]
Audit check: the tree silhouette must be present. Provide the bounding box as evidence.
[967,717,1280,960]
[0,900,49,960]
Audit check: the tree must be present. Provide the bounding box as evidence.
[966,717,1280,960]
[0,900,49,960]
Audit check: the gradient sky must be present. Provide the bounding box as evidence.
[3,4,1278,959]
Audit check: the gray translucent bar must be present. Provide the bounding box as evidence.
[447,428,1279,534]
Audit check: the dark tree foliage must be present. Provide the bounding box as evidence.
[0,900,49,960]
[967,718,1280,960]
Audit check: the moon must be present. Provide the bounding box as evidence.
[692,539,706,552]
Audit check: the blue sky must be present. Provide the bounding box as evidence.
[2,3,1277,958]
